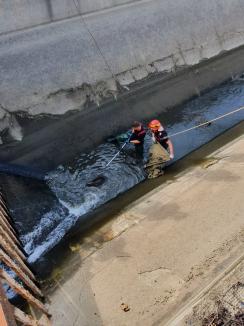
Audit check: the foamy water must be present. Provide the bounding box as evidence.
[22,143,146,262]
[19,78,244,263]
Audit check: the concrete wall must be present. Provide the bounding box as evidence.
[0,0,137,34]
[2,46,244,170]
[1,0,244,142]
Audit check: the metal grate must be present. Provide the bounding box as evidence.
[0,192,51,325]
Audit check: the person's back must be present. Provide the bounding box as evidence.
[130,121,146,159]
[144,119,174,178]
[148,120,174,159]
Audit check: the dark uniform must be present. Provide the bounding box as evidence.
[130,126,146,158]
[153,129,169,151]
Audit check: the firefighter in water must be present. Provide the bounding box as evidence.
[129,121,147,159]
[145,119,174,178]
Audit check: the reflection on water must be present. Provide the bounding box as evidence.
[6,79,244,262]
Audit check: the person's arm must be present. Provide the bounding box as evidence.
[130,128,146,144]
[166,139,174,159]
[130,131,140,144]
[158,130,174,159]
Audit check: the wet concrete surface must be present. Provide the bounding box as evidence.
[47,126,244,326]
[27,122,244,278]
[0,48,243,276]
[1,85,244,275]
[28,79,244,266]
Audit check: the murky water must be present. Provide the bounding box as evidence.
[4,78,244,264]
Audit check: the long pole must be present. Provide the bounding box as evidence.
[105,140,129,168]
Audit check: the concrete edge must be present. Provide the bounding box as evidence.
[123,131,244,214]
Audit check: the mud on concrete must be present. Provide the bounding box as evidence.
[184,258,244,326]
[43,125,244,326]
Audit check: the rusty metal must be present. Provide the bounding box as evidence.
[0,270,48,315]
[0,222,21,246]
[0,283,17,326]
[0,214,16,242]
[14,307,36,326]
[0,234,34,280]
[0,195,9,214]
[0,249,43,298]
[0,192,51,325]
[0,232,26,262]
[0,212,18,239]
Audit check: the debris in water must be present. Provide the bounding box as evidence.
[86,175,107,187]
[195,118,212,128]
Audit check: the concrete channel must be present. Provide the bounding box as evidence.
[1,2,244,324]
[45,122,244,326]
[0,44,243,276]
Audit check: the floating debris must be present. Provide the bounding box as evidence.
[86,175,107,187]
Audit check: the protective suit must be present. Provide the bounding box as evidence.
[144,142,170,178]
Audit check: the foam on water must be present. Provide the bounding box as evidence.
[22,145,145,261]
[19,78,244,263]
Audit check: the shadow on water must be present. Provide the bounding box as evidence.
[0,77,244,277]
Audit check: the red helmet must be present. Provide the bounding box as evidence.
[148,119,161,130]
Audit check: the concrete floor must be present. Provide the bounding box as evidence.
[182,258,244,326]
[47,130,244,326]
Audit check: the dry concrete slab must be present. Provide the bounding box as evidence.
[47,131,244,326]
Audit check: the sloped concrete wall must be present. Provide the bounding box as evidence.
[1,0,244,145]
[0,0,137,34]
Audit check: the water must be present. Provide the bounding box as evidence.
[22,144,146,263]
[5,78,244,264]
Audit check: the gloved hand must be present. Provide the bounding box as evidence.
[170,153,174,160]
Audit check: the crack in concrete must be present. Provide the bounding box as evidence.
[138,266,169,275]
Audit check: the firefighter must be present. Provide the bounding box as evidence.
[145,119,174,178]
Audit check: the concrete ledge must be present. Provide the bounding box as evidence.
[47,132,244,326]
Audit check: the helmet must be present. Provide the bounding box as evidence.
[148,119,161,130]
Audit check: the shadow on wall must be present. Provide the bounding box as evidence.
[45,0,53,20]
[0,0,137,34]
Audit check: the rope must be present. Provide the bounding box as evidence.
[71,0,122,88]
[70,1,243,142]
[167,106,244,139]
